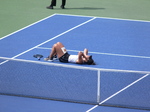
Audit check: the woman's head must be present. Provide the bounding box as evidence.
[86,56,96,65]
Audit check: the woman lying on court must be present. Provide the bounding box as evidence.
[44,42,95,65]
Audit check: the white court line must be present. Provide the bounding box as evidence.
[1,13,150,111]
[0,17,96,65]
[86,105,99,112]
[97,70,101,103]
[86,73,150,112]
[1,56,150,74]
[0,14,57,40]
[37,47,150,59]
[0,14,56,65]
[1,13,149,41]
[56,13,150,23]
[0,60,9,65]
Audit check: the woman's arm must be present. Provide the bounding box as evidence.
[76,51,88,64]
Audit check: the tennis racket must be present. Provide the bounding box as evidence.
[33,54,43,60]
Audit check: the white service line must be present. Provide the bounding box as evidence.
[56,13,150,23]
[0,60,9,65]
[0,17,96,65]
[37,47,150,59]
[0,14,56,41]
[12,17,96,59]
[1,56,150,74]
[86,105,99,112]
[99,73,149,105]
[0,14,56,65]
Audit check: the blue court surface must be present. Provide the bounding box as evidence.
[0,14,150,112]
[0,95,147,112]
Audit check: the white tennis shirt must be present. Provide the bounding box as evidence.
[68,55,78,63]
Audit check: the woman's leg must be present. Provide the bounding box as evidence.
[55,42,67,58]
[48,44,57,60]
[47,42,67,60]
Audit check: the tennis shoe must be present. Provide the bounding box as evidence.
[44,57,53,61]
[44,58,53,61]
[53,55,58,60]
[44,55,58,61]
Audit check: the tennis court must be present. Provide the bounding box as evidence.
[0,14,150,112]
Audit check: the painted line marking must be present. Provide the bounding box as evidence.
[37,47,150,59]
[0,17,96,65]
[0,14,57,40]
[86,73,149,112]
